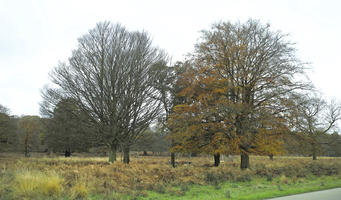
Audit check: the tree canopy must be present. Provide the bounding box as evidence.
[41,21,168,163]
[43,98,96,153]
[169,20,311,168]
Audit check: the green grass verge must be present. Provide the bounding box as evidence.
[135,176,341,200]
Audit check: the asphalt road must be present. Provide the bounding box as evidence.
[268,188,341,200]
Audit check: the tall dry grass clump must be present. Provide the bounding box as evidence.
[12,169,63,199]
[70,182,88,199]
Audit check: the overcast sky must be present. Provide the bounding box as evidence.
[1,0,340,116]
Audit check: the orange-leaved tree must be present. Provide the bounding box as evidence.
[169,20,310,169]
[168,63,239,166]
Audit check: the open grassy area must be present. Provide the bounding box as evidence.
[0,153,341,199]
[142,176,341,200]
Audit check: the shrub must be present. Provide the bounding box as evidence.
[308,162,339,176]
[297,167,310,178]
[279,175,289,184]
[281,166,297,177]
[220,170,235,181]
[204,172,222,185]
[266,173,273,182]
[235,173,252,182]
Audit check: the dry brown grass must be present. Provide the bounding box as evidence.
[1,153,341,199]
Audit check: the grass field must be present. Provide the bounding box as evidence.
[0,153,341,199]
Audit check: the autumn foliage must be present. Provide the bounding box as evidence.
[168,20,310,168]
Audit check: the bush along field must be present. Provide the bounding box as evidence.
[1,154,341,200]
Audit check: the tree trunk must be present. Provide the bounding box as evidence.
[240,153,249,170]
[312,149,317,160]
[214,153,220,167]
[24,137,30,157]
[109,144,117,163]
[143,151,148,156]
[25,146,30,157]
[171,152,175,168]
[123,146,130,164]
[269,154,273,161]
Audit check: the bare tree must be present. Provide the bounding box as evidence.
[41,22,167,163]
[18,116,42,157]
[293,95,341,160]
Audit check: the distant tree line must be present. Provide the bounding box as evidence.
[1,101,341,162]
[0,104,170,156]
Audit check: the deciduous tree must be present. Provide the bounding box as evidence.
[152,61,192,167]
[44,98,96,153]
[42,22,167,163]
[18,116,43,157]
[132,126,169,155]
[292,95,341,160]
[169,20,310,169]
[0,105,18,152]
